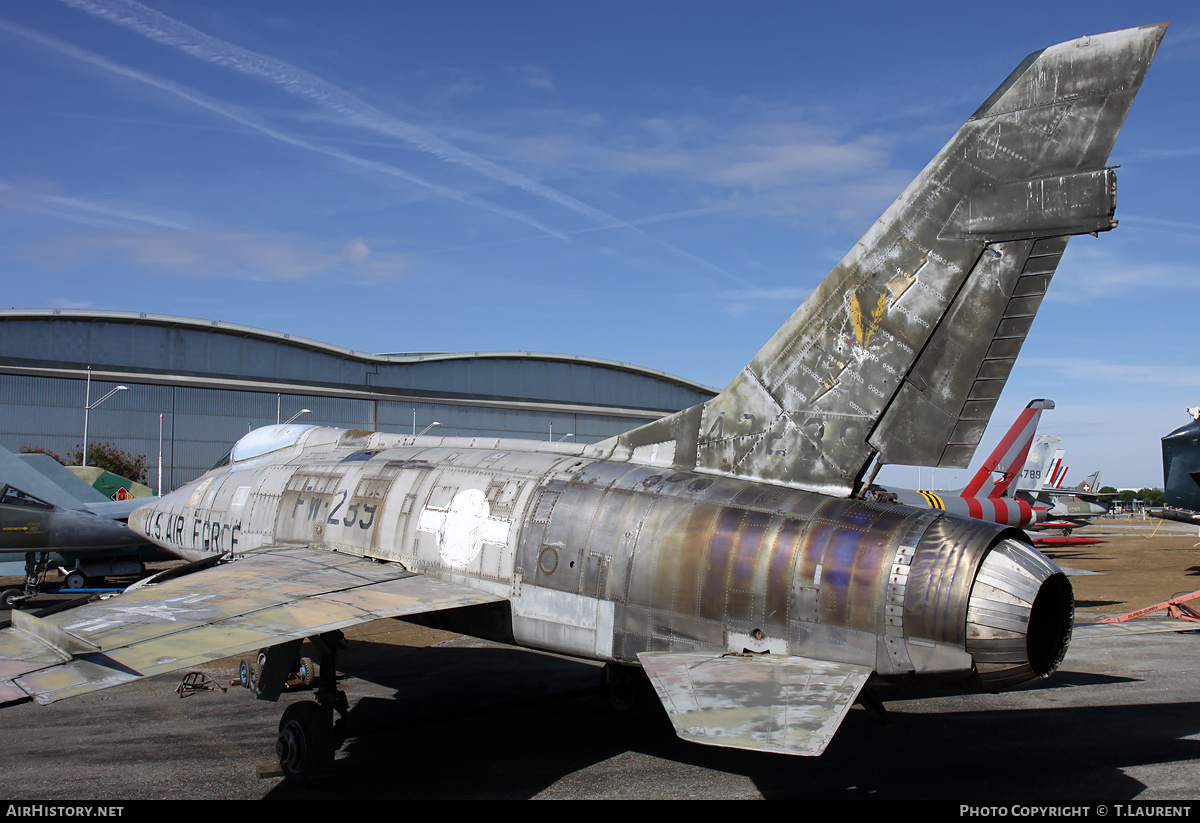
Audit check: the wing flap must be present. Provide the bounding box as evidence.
[638,651,872,756]
[0,546,506,704]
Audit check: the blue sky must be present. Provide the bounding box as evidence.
[0,1,1196,490]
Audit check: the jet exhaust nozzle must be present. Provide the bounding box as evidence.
[965,538,1074,692]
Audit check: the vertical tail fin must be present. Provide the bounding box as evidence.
[1018,435,1062,492]
[962,400,1054,499]
[1049,453,1068,488]
[609,25,1166,497]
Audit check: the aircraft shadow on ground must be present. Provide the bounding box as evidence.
[263,640,1200,800]
[1075,600,1128,609]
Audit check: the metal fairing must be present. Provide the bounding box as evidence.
[0,26,1163,762]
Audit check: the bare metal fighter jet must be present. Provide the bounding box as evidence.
[0,25,1167,781]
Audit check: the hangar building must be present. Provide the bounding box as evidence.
[0,310,715,493]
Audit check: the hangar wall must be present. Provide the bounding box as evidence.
[0,310,715,493]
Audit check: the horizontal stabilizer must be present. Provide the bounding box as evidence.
[638,651,872,756]
[0,546,505,704]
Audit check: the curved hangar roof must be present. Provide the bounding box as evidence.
[0,309,715,421]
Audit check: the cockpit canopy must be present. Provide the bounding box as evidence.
[232,424,318,462]
[0,485,53,510]
[209,424,319,471]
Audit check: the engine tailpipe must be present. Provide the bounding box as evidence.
[965,539,1074,692]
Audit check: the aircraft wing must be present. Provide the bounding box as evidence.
[0,545,505,705]
[639,651,872,756]
[76,498,149,521]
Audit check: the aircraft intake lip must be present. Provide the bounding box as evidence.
[965,538,1074,692]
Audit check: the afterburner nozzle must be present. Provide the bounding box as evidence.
[965,539,1074,692]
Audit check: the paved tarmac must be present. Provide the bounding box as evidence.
[1,519,1198,801]
[1,613,1198,799]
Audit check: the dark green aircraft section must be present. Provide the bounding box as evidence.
[0,484,160,608]
[1157,416,1200,521]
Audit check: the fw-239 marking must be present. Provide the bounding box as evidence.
[0,24,1168,783]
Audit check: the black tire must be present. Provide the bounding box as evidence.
[0,589,21,610]
[238,658,253,689]
[297,657,318,688]
[64,571,88,590]
[276,701,334,784]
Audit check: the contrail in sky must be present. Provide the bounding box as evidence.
[0,18,566,238]
[60,0,617,223]
[55,0,748,286]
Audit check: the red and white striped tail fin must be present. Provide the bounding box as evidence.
[962,400,1054,500]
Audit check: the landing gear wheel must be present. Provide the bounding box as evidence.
[297,657,318,688]
[0,589,22,610]
[238,658,254,689]
[64,570,89,590]
[277,701,334,784]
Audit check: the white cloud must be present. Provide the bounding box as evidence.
[516,64,555,92]
[1047,243,1199,302]
[1022,357,1200,388]
[34,229,410,280]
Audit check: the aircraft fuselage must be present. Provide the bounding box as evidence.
[130,425,1074,693]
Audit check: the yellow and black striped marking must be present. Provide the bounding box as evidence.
[918,491,944,509]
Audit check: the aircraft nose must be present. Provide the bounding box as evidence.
[965,538,1074,692]
[128,505,147,537]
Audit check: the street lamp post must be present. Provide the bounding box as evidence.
[82,368,128,468]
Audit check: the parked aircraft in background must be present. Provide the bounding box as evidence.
[866,417,1108,547]
[1035,470,1112,530]
[1015,442,1112,531]
[1150,408,1200,524]
[863,400,1052,528]
[1018,435,1062,499]
[0,444,164,608]
[0,25,1167,782]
